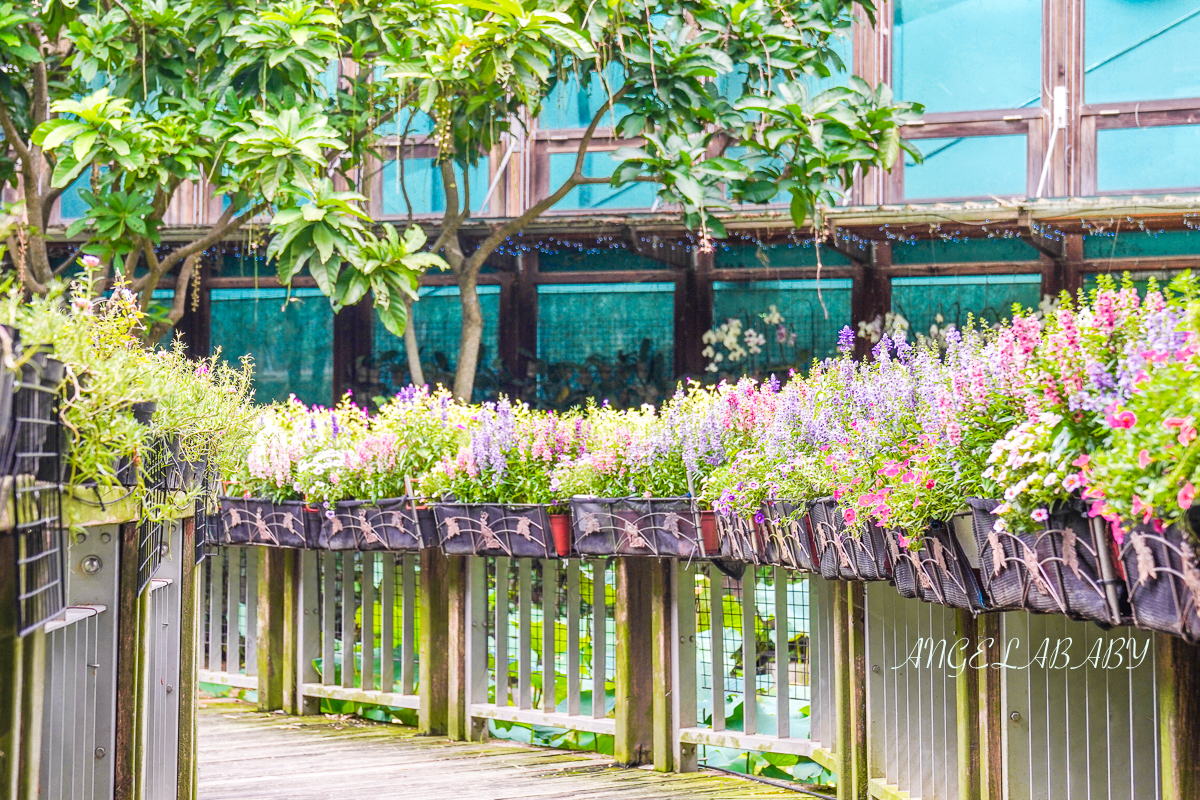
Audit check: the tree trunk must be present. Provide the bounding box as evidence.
[403,296,425,387]
[453,271,484,402]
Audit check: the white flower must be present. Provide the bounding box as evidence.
[701,346,715,358]
[761,305,784,325]
[1042,472,1058,488]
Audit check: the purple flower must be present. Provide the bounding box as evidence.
[754,510,766,525]
[837,326,855,354]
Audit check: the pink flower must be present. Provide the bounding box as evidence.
[857,493,877,508]
[1031,508,1049,523]
[1105,410,1137,429]
[900,471,915,484]
[1137,449,1153,470]
[81,254,101,268]
[1072,454,1090,468]
[195,365,210,377]
[843,508,858,524]
[1062,473,1083,492]
[1131,495,1153,523]
[880,463,902,478]
[1178,483,1195,510]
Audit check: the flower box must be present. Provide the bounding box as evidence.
[716,511,762,565]
[218,497,318,548]
[434,502,558,558]
[1118,513,1200,643]
[807,498,892,581]
[889,522,986,611]
[968,497,1124,625]
[316,498,437,551]
[569,496,708,559]
[773,501,819,572]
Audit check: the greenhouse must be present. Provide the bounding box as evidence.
[1,1,1199,800]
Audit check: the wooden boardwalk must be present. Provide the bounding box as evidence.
[197,700,802,799]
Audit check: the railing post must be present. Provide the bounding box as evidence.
[256,547,289,711]
[977,614,1004,800]
[848,582,867,800]
[176,516,200,800]
[113,520,144,800]
[294,550,321,715]
[672,562,698,772]
[651,559,673,772]
[955,609,981,800]
[1158,632,1200,800]
[419,548,450,735]
[614,558,654,766]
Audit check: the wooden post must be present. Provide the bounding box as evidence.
[674,251,714,379]
[832,580,854,800]
[176,517,200,800]
[15,628,45,800]
[614,558,654,766]
[282,549,301,713]
[256,548,289,712]
[419,548,450,735]
[846,582,868,800]
[113,521,143,800]
[850,244,892,361]
[977,614,1004,800]
[295,550,321,715]
[955,609,981,800]
[1157,632,1200,800]
[651,560,673,772]
[173,261,211,358]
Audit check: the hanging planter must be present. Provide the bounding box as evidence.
[888,522,986,611]
[1118,512,1200,643]
[807,498,892,581]
[772,501,819,572]
[218,497,318,548]
[716,511,761,565]
[968,497,1125,626]
[569,496,709,559]
[317,497,435,551]
[434,502,558,558]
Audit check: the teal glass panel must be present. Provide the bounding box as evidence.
[537,283,674,370]
[891,237,1041,264]
[548,152,656,210]
[891,275,1041,339]
[148,289,177,350]
[58,168,111,220]
[904,135,1027,200]
[540,63,627,130]
[381,157,490,216]
[712,279,852,369]
[1085,0,1200,104]
[1083,229,1200,259]
[539,249,669,272]
[1096,125,1200,193]
[715,242,850,268]
[371,285,500,401]
[210,287,333,406]
[894,0,1042,113]
[318,60,339,97]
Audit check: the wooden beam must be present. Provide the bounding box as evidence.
[256,549,289,712]
[977,614,1004,800]
[418,549,450,736]
[614,559,654,766]
[1157,632,1200,800]
[332,299,373,404]
[828,229,874,265]
[499,252,538,399]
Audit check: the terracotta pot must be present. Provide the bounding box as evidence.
[700,510,719,554]
[550,513,572,557]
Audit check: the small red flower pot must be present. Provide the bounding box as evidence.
[550,513,573,557]
[701,511,719,555]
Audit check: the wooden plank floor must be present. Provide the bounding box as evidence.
[197,700,800,799]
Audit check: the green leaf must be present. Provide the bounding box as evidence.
[375,291,410,338]
[312,223,335,263]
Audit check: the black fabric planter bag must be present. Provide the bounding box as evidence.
[435,503,556,558]
[806,498,892,581]
[775,501,819,572]
[717,512,761,565]
[317,498,434,551]
[887,523,987,612]
[1119,515,1200,643]
[219,497,317,548]
[569,497,706,559]
[969,497,1123,625]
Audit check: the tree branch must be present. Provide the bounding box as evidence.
[144,202,251,287]
[0,102,31,164]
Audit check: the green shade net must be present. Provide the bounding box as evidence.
[210,287,333,406]
[711,279,852,376]
[535,282,675,409]
[1083,230,1200,260]
[371,285,501,402]
[891,275,1042,340]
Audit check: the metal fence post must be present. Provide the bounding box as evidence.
[614,558,654,766]
[419,548,450,735]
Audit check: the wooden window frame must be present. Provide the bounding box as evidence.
[896,116,1043,204]
[1078,101,1200,196]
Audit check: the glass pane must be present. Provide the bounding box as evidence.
[1085,0,1200,103]
[1096,125,1200,193]
[371,285,501,402]
[548,152,657,210]
[210,287,333,406]
[540,64,627,130]
[381,157,490,215]
[536,282,674,370]
[904,135,1027,200]
[891,274,1042,339]
[59,172,96,220]
[712,279,852,371]
[894,0,1042,113]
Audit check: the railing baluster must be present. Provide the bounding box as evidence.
[322,552,335,686]
[244,548,258,675]
[566,559,580,716]
[711,565,725,732]
[341,553,356,688]
[541,559,557,714]
[361,552,375,691]
[495,557,510,707]
[742,568,757,736]
[380,553,395,693]
[775,567,789,739]
[298,550,320,712]
[402,554,416,696]
[207,552,224,672]
[591,560,606,720]
[674,562,698,771]
[518,559,532,709]
[224,549,238,672]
